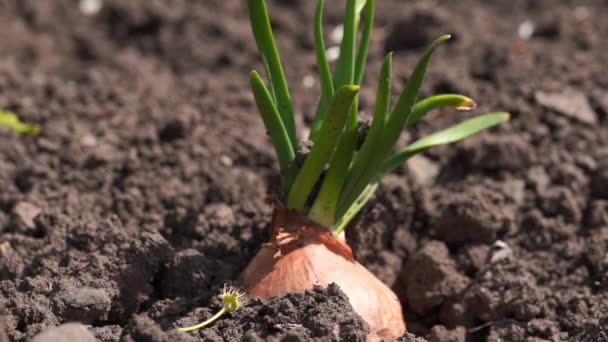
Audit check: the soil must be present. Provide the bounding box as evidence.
[0,0,607,341]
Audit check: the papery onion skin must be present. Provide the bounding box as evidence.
[239,208,406,341]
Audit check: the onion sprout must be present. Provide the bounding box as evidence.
[248,0,509,233]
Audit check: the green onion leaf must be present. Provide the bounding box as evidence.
[250,71,298,191]
[355,0,374,85]
[381,112,510,175]
[0,110,40,135]
[309,0,335,142]
[335,52,392,223]
[248,0,297,147]
[408,94,476,127]
[287,85,360,212]
[333,181,378,235]
[336,35,449,220]
[333,0,357,88]
[335,112,510,233]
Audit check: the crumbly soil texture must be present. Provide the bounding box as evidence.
[1,0,608,341]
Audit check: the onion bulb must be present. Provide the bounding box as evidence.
[239,208,405,341]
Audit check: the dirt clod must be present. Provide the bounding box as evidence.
[31,323,97,342]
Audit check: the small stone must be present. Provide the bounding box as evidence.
[535,89,597,125]
[79,0,103,16]
[489,240,513,263]
[31,323,97,342]
[330,25,344,44]
[80,133,97,147]
[407,155,439,186]
[518,21,535,40]
[219,155,233,167]
[302,75,315,89]
[13,201,41,229]
[326,46,340,62]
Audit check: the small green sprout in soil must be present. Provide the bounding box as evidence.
[177,285,248,333]
[181,0,509,339]
[0,109,40,135]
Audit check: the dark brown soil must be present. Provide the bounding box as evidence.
[1,0,607,341]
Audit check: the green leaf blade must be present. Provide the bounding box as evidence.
[333,0,357,88]
[336,36,450,219]
[287,85,360,211]
[382,112,510,175]
[250,71,297,190]
[309,0,335,142]
[408,94,476,127]
[314,0,334,104]
[248,0,296,147]
[308,104,359,227]
[354,0,374,85]
[335,52,392,222]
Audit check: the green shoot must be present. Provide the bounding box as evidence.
[355,0,374,84]
[408,94,476,127]
[248,0,509,233]
[382,112,510,175]
[337,35,450,219]
[250,71,298,190]
[309,0,334,141]
[333,0,357,88]
[0,109,40,135]
[287,85,359,212]
[249,0,296,147]
[177,286,248,333]
[309,52,391,227]
[334,112,510,235]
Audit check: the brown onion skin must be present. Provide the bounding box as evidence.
[239,208,406,341]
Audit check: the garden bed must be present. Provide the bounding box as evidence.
[1,0,607,341]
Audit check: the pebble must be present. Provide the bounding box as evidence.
[302,75,315,89]
[330,25,344,44]
[80,133,97,147]
[79,0,103,16]
[535,89,597,125]
[489,240,513,263]
[407,154,439,186]
[31,323,97,342]
[13,201,41,229]
[518,20,535,40]
[326,46,340,62]
[220,155,233,167]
